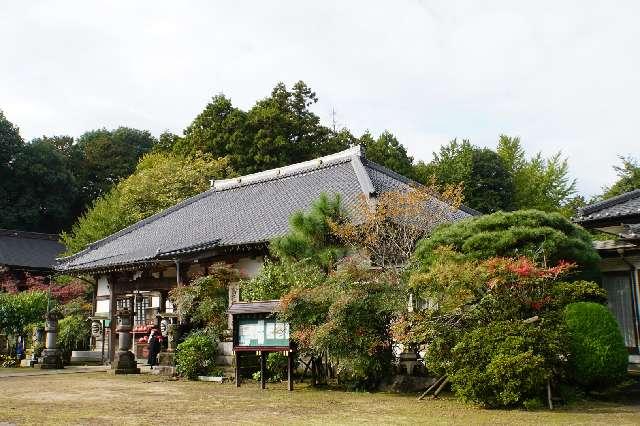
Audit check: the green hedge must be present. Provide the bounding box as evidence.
[448,321,564,408]
[175,331,219,380]
[564,302,628,388]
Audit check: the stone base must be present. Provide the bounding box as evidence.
[216,341,234,366]
[158,351,175,366]
[153,365,177,376]
[20,358,38,368]
[39,349,63,369]
[70,350,104,365]
[111,350,140,374]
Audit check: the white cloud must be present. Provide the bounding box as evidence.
[1,0,638,196]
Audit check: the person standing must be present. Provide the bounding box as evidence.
[147,329,161,369]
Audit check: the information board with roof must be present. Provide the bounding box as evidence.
[228,300,294,390]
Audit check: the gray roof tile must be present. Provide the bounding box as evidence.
[0,230,64,270]
[228,300,281,315]
[58,149,473,273]
[575,189,640,224]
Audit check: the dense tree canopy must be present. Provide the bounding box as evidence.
[360,130,414,178]
[0,111,158,234]
[75,127,157,205]
[3,140,78,232]
[173,82,353,175]
[0,110,23,168]
[418,139,515,213]
[4,82,610,237]
[414,209,600,280]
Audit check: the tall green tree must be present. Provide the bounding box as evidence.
[360,130,414,177]
[4,141,78,232]
[175,94,247,160]
[76,127,157,207]
[602,156,640,199]
[175,82,353,176]
[422,139,514,213]
[0,110,23,169]
[0,111,24,229]
[497,135,576,212]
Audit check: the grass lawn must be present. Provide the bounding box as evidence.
[0,373,639,425]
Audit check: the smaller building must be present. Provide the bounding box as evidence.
[574,189,640,358]
[0,229,64,289]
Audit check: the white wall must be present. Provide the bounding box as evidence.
[96,275,110,296]
[234,256,264,279]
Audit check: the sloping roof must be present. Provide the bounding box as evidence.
[575,189,640,225]
[228,300,281,315]
[0,229,64,270]
[57,146,475,273]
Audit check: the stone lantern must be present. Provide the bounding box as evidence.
[157,313,178,375]
[111,308,140,374]
[39,312,63,369]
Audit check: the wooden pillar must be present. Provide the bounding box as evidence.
[108,274,118,363]
[176,261,185,324]
[235,351,241,387]
[159,290,168,314]
[287,351,293,391]
[260,352,266,390]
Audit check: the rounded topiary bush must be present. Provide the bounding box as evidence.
[564,302,628,388]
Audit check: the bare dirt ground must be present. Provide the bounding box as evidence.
[1,373,639,425]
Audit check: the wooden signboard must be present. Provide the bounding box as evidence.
[229,301,294,391]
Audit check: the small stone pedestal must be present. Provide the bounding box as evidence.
[398,350,419,376]
[111,308,140,374]
[39,313,63,369]
[156,321,177,375]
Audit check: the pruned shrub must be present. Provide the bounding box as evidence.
[175,330,219,380]
[448,321,566,408]
[564,302,628,388]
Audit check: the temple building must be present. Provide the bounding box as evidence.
[56,146,475,364]
[574,189,640,363]
[0,229,64,288]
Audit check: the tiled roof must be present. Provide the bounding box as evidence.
[57,147,475,273]
[0,229,64,270]
[575,189,640,224]
[228,300,281,315]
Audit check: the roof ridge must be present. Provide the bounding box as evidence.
[212,146,363,190]
[580,189,640,216]
[0,229,60,241]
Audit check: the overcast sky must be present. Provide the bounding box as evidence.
[1,1,638,197]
